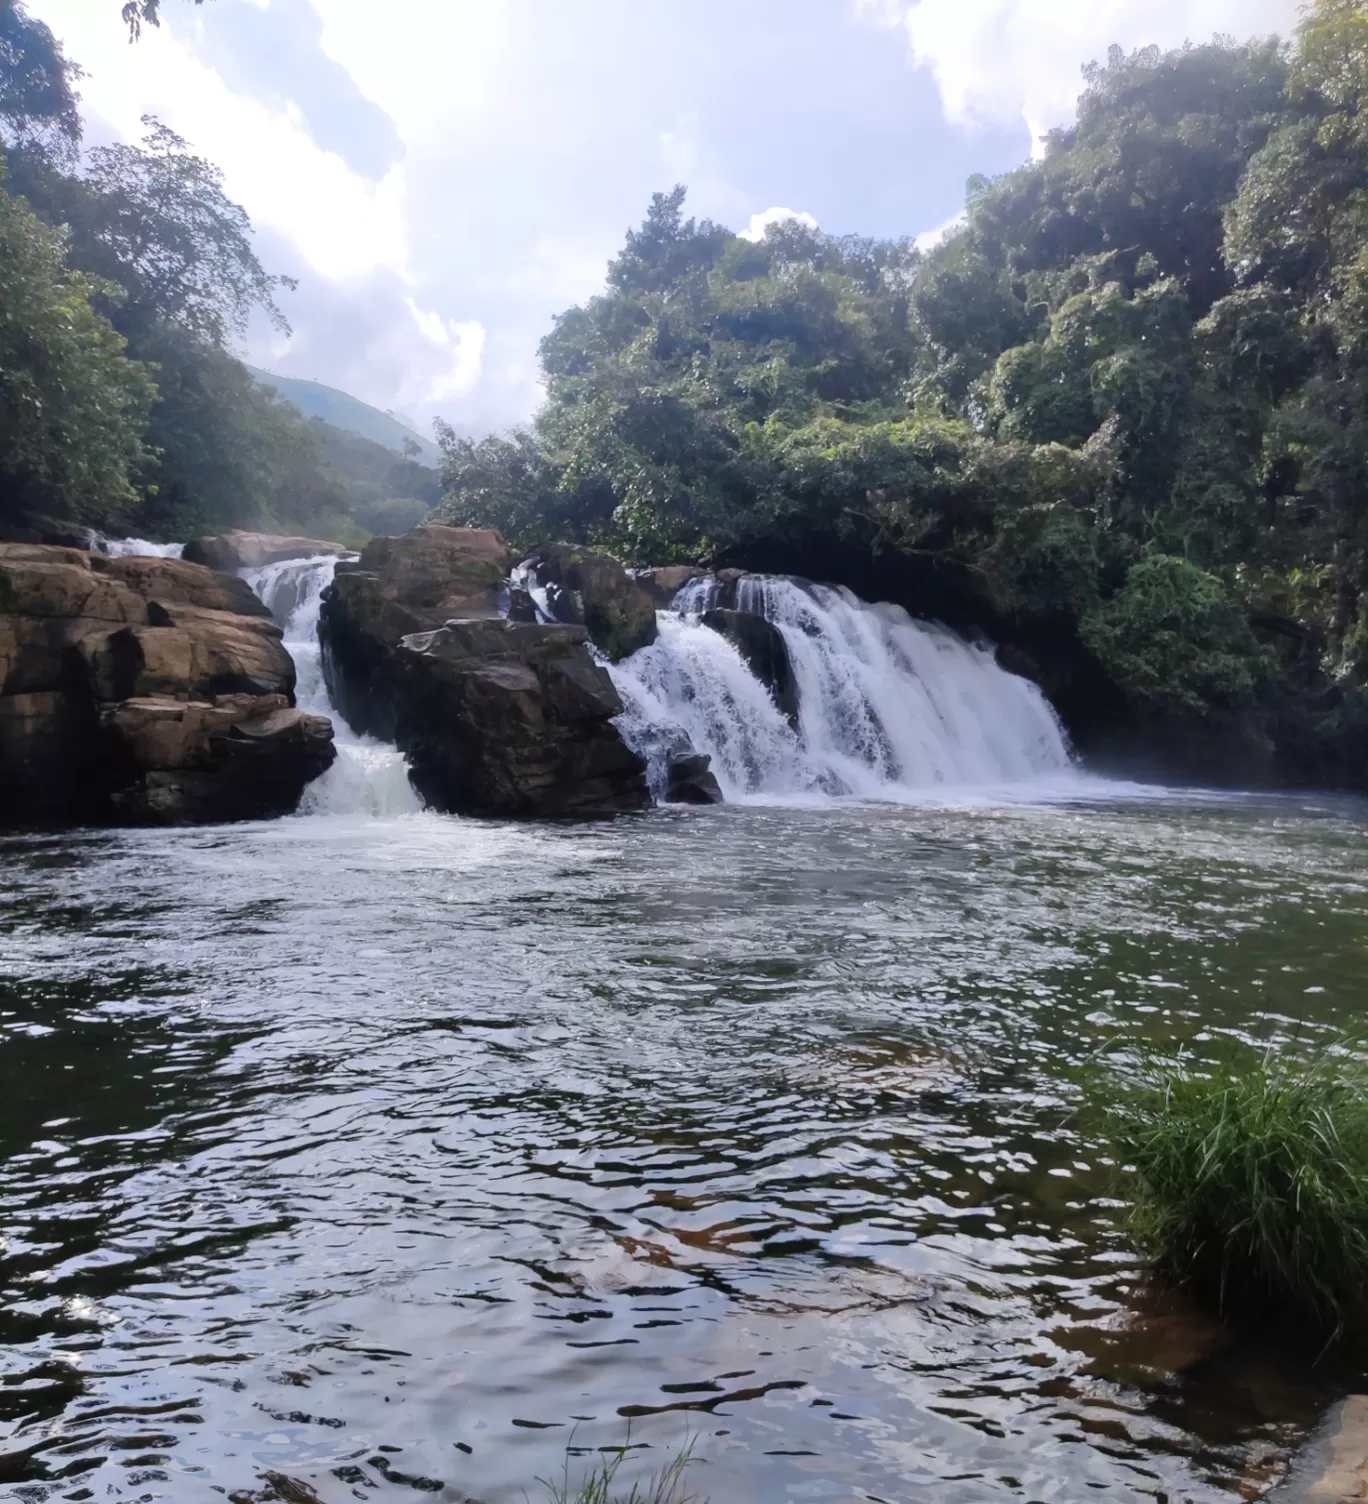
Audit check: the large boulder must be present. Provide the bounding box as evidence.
[320,526,650,818]
[92,553,272,618]
[375,620,649,818]
[0,544,333,826]
[519,544,657,661]
[182,530,352,573]
[321,525,513,736]
[701,607,800,727]
[104,695,335,825]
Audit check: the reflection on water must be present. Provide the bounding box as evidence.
[2,790,1368,1502]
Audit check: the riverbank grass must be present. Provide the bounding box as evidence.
[1107,1049,1368,1338]
[540,1442,700,1504]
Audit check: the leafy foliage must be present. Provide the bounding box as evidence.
[0,4,435,544]
[1105,1046,1368,1339]
[438,0,1368,761]
[1080,555,1269,716]
[0,180,154,527]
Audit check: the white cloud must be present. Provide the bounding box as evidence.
[402,303,486,406]
[865,0,1301,148]
[914,210,965,251]
[739,206,820,242]
[31,0,408,280]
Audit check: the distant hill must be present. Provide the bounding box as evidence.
[247,367,441,467]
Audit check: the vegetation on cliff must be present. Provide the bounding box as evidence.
[438,0,1368,779]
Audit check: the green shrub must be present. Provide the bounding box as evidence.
[1106,1048,1368,1339]
[1080,554,1270,717]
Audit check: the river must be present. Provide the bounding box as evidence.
[4,783,1368,1501]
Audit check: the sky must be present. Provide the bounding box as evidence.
[29,0,1302,442]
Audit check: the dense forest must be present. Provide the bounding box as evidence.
[439,0,1368,783]
[6,0,1368,782]
[0,0,436,545]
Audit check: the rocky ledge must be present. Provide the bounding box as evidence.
[320,525,649,817]
[182,530,353,573]
[0,544,334,827]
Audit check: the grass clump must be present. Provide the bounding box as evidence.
[1106,1046,1368,1340]
[539,1441,702,1504]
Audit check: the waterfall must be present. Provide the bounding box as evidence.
[610,575,1073,802]
[104,538,184,558]
[241,557,421,817]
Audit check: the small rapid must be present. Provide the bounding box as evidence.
[104,537,185,558]
[611,574,1073,801]
[242,556,421,817]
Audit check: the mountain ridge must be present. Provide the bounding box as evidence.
[247,366,441,467]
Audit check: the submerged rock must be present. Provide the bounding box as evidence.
[378,620,649,818]
[182,530,352,573]
[701,606,799,726]
[0,544,334,827]
[519,544,657,661]
[320,526,649,818]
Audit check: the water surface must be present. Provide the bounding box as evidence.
[3,788,1367,1502]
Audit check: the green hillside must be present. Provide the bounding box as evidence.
[246,366,440,467]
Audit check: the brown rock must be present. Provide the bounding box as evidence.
[181,530,352,573]
[105,694,335,825]
[320,524,513,736]
[0,542,331,827]
[92,553,272,618]
[634,565,705,608]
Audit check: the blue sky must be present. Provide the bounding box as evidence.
[31,0,1301,440]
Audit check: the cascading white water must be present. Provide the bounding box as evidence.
[104,538,185,558]
[610,575,1074,802]
[242,557,421,817]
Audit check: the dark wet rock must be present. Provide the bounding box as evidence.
[665,748,724,805]
[0,543,332,826]
[320,524,513,738]
[519,544,657,661]
[701,607,799,726]
[374,619,649,818]
[319,527,650,818]
[506,584,539,623]
[182,530,352,572]
[0,514,109,552]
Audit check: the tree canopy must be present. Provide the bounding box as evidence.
[436,0,1368,777]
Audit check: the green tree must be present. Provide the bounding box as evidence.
[0,179,154,526]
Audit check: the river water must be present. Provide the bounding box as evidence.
[4,786,1368,1502]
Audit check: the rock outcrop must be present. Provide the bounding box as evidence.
[0,544,334,827]
[518,544,658,661]
[663,743,724,805]
[375,620,649,817]
[319,526,649,817]
[182,530,352,573]
[633,565,705,609]
[701,606,799,727]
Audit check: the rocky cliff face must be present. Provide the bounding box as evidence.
[319,526,649,817]
[0,545,334,826]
